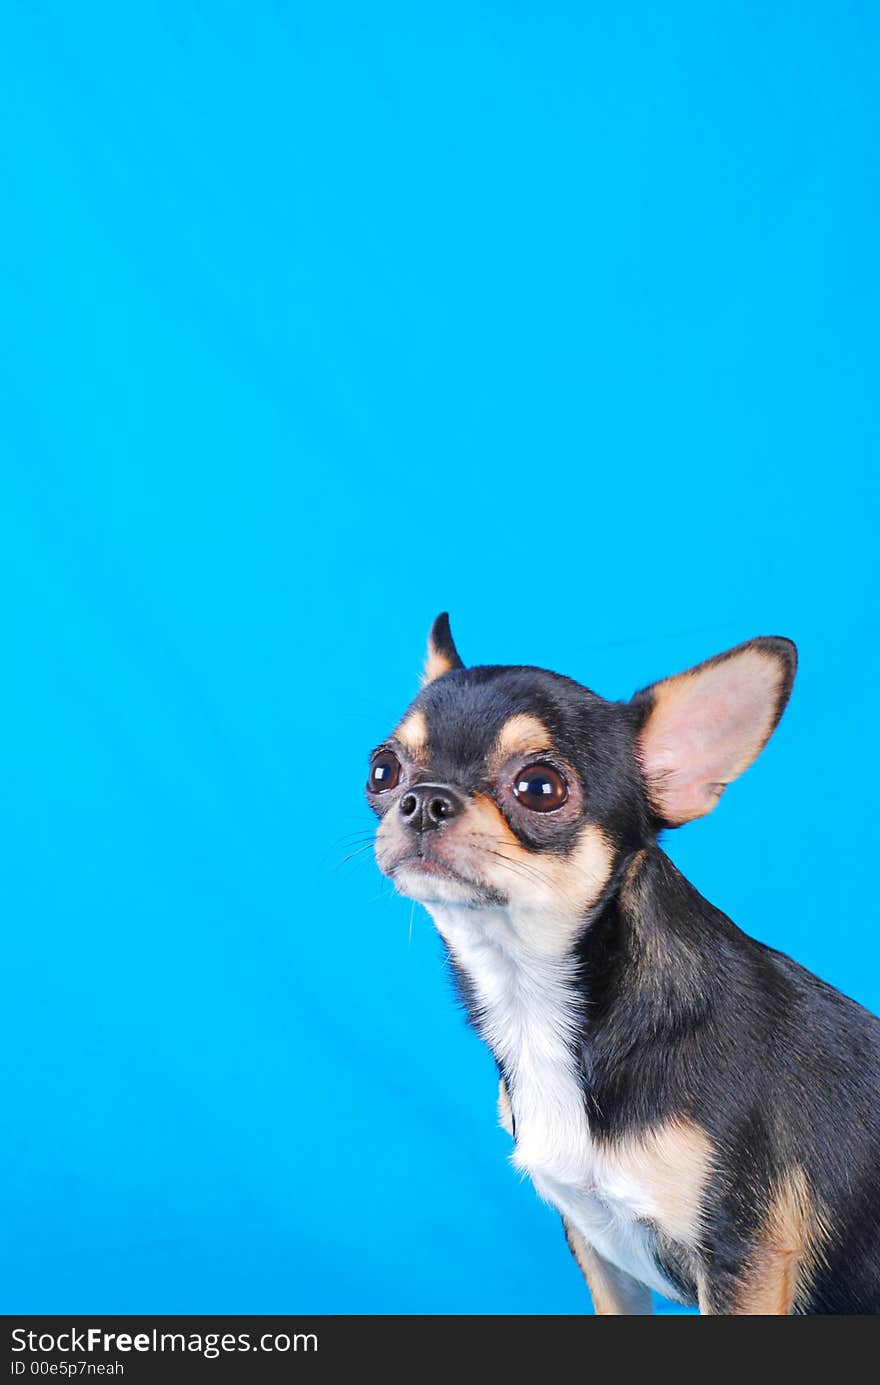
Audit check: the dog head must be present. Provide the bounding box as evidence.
[367,615,796,942]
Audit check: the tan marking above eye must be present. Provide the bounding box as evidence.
[393,708,428,755]
[489,713,555,776]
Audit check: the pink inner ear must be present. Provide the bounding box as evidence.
[640,650,783,824]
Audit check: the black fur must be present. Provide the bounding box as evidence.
[367,629,880,1315]
[578,850,880,1312]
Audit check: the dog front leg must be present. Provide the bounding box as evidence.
[563,1219,654,1315]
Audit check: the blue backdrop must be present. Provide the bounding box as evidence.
[1,3,877,1315]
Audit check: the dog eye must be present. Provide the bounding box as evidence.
[368,750,402,793]
[512,763,568,812]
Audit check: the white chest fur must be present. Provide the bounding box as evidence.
[428,902,688,1303]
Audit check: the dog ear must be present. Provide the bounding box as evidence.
[634,637,797,826]
[422,613,465,685]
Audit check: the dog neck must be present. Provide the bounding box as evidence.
[425,847,730,1147]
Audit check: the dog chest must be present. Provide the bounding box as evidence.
[430,901,694,1301]
[511,1101,691,1303]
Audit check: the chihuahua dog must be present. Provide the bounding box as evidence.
[367,616,880,1315]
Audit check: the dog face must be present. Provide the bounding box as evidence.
[367,615,796,934]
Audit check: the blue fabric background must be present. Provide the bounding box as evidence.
[1,3,877,1314]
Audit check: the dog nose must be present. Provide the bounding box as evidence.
[399,783,463,832]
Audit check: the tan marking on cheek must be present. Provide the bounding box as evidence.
[461,793,522,849]
[548,823,615,915]
[600,1118,715,1249]
[393,708,428,755]
[729,1168,829,1315]
[455,800,614,946]
[564,1221,653,1315]
[489,713,554,775]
